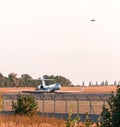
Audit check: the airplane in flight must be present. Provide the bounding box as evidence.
[22,77,61,93]
[90,19,96,22]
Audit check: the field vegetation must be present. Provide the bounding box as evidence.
[0,115,66,127]
[0,73,72,87]
[0,112,98,127]
[1,85,120,126]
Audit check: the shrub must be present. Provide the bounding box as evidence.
[12,94,38,116]
[84,112,93,127]
[65,109,80,127]
[100,85,120,127]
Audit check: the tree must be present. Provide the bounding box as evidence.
[89,81,92,86]
[113,81,117,86]
[82,81,85,87]
[8,73,19,87]
[43,75,55,85]
[100,85,120,127]
[95,81,99,86]
[21,74,33,87]
[55,75,72,86]
[105,80,109,86]
[100,106,111,127]
[0,73,72,87]
[12,94,38,116]
[100,81,105,86]
[42,75,72,86]
[65,109,80,127]
[0,73,5,87]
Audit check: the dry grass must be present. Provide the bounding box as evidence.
[0,86,117,93]
[60,86,117,93]
[0,114,100,127]
[0,115,66,127]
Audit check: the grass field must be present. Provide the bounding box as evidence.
[0,86,117,93]
[0,115,66,127]
[0,114,99,127]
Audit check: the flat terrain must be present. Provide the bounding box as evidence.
[61,86,116,93]
[0,86,117,115]
[0,86,117,94]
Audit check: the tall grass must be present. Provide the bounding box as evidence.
[0,115,66,127]
[0,114,98,127]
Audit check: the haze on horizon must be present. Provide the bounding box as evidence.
[0,0,120,85]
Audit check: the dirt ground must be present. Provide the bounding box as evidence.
[0,86,117,93]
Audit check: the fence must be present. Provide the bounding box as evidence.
[3,93,110,115]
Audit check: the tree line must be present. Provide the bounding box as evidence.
[81,80,119,87]
[0,73,72,87]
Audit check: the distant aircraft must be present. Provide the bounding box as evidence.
[90,19,96,22]
[22,77,61,93]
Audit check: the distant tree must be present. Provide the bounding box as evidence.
[4,77,9,87]
[55,75,72,86]
[43,75,72,86]
[21,74,33,87]
[12,94,38,116]
[82,81,85,87]
[0,73,72,87]
[89,81,92,86]
[8,73,19,87]
[113,81,117,86]
[0,73,5,87]
[21,74,32,79]
[43,75,55,85]
[101,81,105,86]
[105,80,109,86]
[95,81,99,86]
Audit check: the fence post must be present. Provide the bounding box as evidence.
[65,100,67,113]
[90,100,92,116]
[77,100,79,114]
[42,96,44,113]
[54,95,56,113]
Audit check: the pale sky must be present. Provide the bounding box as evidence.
[0,0,120,85]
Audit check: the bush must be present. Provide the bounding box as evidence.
[84,112,93,127]
[100,85,120,127]
[12,94,38,116]
[65,109,80,127]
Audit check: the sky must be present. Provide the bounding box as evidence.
[0,0,120,85]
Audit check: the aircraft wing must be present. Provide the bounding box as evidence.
[22,89,53,93]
